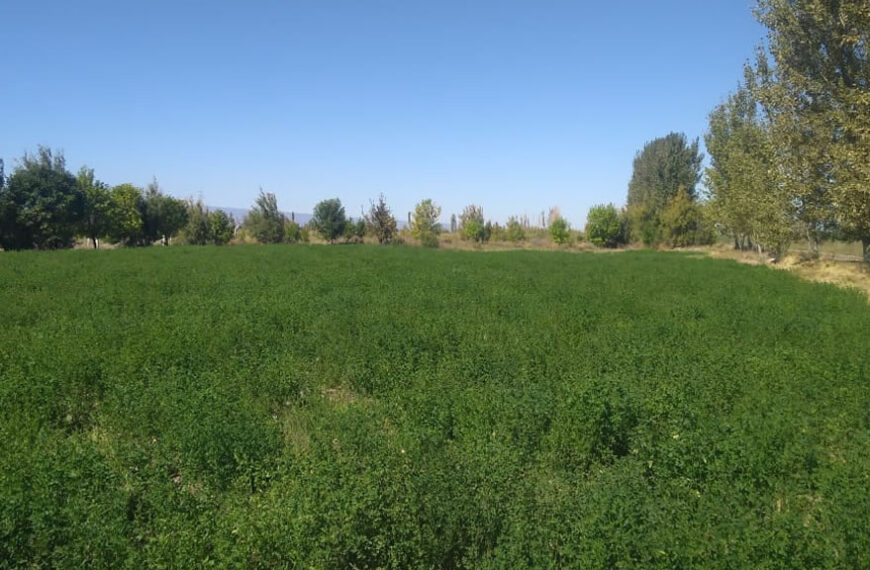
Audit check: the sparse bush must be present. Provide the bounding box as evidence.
[244,190,285,244]
[460,205,488,242]
[550,216,570,244]
[366,194,398,244]
[505,217,525,242]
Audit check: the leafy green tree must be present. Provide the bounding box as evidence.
[0,147,83,250]
[210,210,235,245]
[108,184,145,245]
[460,204,487,242]
[312,198,347,243]
[754,0,870,261]
[365,194,398,244]
[585,204,625,248]
[140,180,188,246]
[183,199,213,245]
[660,187,714,248]
[243,190,285,244]
[705,77,763,250]
[411,199,442,248]
[550,217,570,245]
[626,133,703,244]
[505,216,525,242]
[704,71,794,257]
[76,167,113,249]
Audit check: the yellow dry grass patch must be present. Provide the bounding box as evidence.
[704,246,870,299]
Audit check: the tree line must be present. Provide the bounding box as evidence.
[0,146,575,250]
[586,1,869,262]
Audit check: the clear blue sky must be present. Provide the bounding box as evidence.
[1,1,765,227]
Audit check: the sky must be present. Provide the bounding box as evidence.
[1,1,766,227]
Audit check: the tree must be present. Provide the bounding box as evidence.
[140,179,188,246]
[210,210,235,245]
[365,194,398,244]
[77,167,113,249]
[0,147,83,250]
[459,204,488,242]
[660,187,714,248]
[754,0,870,261]
[108,184,145,245]
[704,71,794,257]
[183,199,213,245]
[626,133,703,244]
[550,217,570,245]
[505,216,525,242]
[312,198,347,243]
[585,204,625,248]
[243,190,285,244]
[411,199,441,248]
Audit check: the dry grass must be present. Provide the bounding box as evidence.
[705,245,870,299]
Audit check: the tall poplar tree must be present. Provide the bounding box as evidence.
[755,0,870,261]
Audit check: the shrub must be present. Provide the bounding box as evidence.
[411,199,442,248]
[585,203,625,248]
[550,217,570,244]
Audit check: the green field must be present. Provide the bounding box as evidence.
[2,246,869,568]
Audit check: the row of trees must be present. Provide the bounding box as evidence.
[582,1,869,263]
[0,146,582,251]
[705,0,869,262]
[577,132,713,251]
[0,148,193,250]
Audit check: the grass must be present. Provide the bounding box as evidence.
[1,245,869,568]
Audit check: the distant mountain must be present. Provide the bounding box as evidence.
[211,206,312,227]
[211,206,409,229]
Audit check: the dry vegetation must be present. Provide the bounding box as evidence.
[704,245,870,299]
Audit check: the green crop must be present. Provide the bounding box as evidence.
[1,246,869,568]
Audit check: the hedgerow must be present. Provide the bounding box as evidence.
[1,246,868,568]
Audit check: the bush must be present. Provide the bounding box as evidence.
[660,187,714,248]
[505,217,525,242]
[550,217,570,244]
[244,191,285,244]
[411,199,442,248]
[460,205,488,242]
[585,203,626,248]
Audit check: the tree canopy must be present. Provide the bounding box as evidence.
[0,147,83,250]
[243,191,285,244]
[312,198,347,243]
[753,0,870,260]
[411,199,441,248]
[626,133,703,245]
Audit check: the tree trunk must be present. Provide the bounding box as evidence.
[863,238,869,264]
[91,236,98,249]
[807,227,819,257]
[734,235,740,250]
